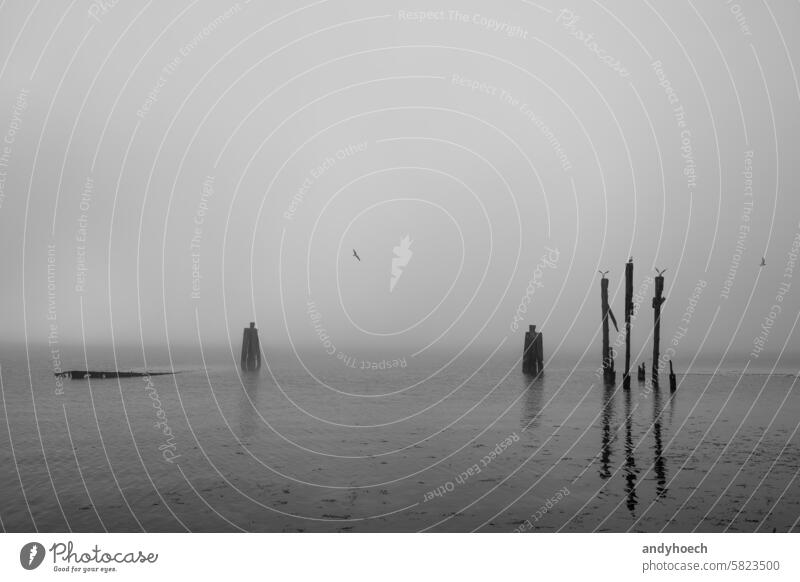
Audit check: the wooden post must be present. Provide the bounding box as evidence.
[637,362,646,382]
[522,326,533,374]
[522,325,543,375]
[669,360,677,392]
[241,322,261,370]
[651,274,665,387]
[535,329,544,373]
[601,276,616,382]
[623,259,633,389]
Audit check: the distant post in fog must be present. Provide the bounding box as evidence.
[241,322,261,370]
[623,259,634,389]
[522,325,543,375]
[651,271,666,387]
[669,360,677,392]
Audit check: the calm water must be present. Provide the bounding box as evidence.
[1,346,799,532]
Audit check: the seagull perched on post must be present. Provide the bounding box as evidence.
[352,249,361,262]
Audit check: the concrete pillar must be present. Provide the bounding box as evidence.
[241,322,261,370]
[522,325,543,375]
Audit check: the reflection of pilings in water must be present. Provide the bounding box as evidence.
[238,371,262,438]
[600,383,614,479]
[521,374,544,429]
[653,389,668,498]
[623,388,638,513]
[668,387,676,425]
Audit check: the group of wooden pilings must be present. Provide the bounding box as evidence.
[520,259,678,392]
[600,259,676,391]
[241,322,261,370]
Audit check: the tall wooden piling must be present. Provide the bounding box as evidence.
[601,276,616,382]
[241,322,261,370]
[623,259,633,389]
[522,325,543,375]
[651,273,665,387]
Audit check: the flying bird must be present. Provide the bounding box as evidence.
[352,249,361,262]
[598,270,609,278]
[655,268,667,276]
[760,257,766,267]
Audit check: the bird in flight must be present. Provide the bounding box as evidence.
[760,257,766,267]
[598,270,609,278]
[352,249,361,262]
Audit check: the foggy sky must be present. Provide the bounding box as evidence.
[1,0,799,368]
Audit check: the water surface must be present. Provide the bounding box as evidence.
[1,346,798,532]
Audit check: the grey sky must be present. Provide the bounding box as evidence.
[1,0,798,367]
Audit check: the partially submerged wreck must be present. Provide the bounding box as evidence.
[55,370,175,380]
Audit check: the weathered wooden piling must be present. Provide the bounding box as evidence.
[651,272,666,387]
[669,360,677,392]
[523,328,534,374]
[600,275,616,382]
[241,322,261,370]
[522,325,543,375]
[623,259,634,389]
[536,328,543,372]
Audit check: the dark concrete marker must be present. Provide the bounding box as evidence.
[241,321,261,370]
[522,325,543,376]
